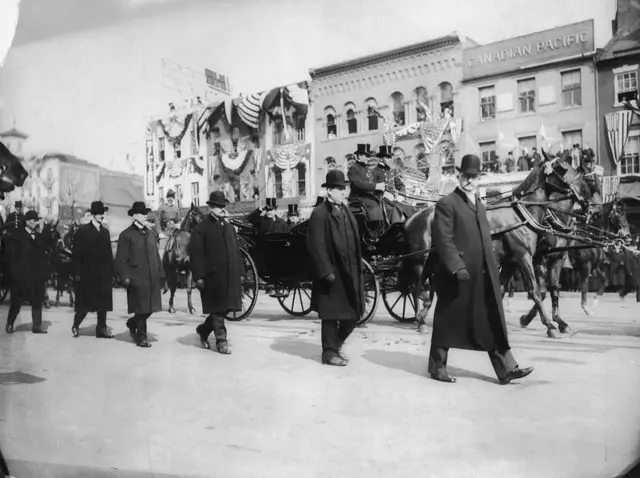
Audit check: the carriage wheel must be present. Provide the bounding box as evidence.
[277,282,312,316]
[357,259,380,327]
[381,275,419,323]
[225,248,259,321]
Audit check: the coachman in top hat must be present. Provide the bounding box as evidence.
[348,144,385,230]
[370,145,415,223]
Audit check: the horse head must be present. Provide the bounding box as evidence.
[0,141,29,198]
[541,150,593,213]
[608,202,631,237]
[181,203,205,232]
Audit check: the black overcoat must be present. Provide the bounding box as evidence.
[431,189,509,351]
[307,200,364,321]
[348,161,383,221]
[7,228,48,306]
[189,214,243,314]
[72,223,114,312]
[115,224,164,314]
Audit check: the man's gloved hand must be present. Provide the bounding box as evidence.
[455,269,471,282]
[123,278,131,289]
[323,273,336,283]
[196,279,205,291]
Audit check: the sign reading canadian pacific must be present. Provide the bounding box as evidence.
[463,20,595,80]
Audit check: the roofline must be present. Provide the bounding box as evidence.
[309,34,461,79]
[0,128,29,139]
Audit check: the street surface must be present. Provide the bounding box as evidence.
[1,289,639,478]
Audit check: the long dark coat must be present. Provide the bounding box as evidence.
[431,188,509,352]
[7,228,48,306]
[307,200,364,321]
[72,223,114,312]
[115,224,164,314]
[609,249,626,287]
[348,161,383,221]
[189,214,243,314]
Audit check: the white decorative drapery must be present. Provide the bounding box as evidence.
[605,110,634,175]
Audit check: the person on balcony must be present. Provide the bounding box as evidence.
[504,151,515,173]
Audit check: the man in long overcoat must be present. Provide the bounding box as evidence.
[307,170,365,366]
[348,143,384,226]
[189,191,242,355]
[71,201,115,338]
[429,154,533,385]
[5,210,48,334]
[115,201,165,348]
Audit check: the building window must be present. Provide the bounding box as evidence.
[479,141,497,170]
[296,163,306,197]
[292,112,306,142]
[190,128,198,155]
[615,71,638,104]
[365,98,379,131]
[391,92,405,126]
[518,78,536,113]
[174,142,182,159]
[174,185,182,208]
[561,70,582,107]
[274,168,283,198]
[413,87,429,121]
[439,82,454,116]
[562,130,583,150]
[158,186,164,204]
[518,136,537,155]
[345,103,358,134]
[190,182,200,206]
[621,135,640,175]
[479,86,495,120]
[158,137,166,162]
[272,117,284,145]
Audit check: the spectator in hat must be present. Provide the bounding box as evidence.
[5,210,49,334]
[428,154,533,385]
[371,145,414,222]
[247,198,289,233]
[189,191,243,354]
[307,170,365,366]
[71,201,115,339]
[531,147,542,168]
[287,204,301,227]
[115,201,165,348]
[348,143,385,231]
[504,151,515,173]
[5,200,23,232]
[517,148,530,172]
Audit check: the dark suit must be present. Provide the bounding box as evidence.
[348,160,383,222]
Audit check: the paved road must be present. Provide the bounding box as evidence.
[1,290,639,478]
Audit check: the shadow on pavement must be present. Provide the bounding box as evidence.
[176,332,207,351]
[13,321,52,333]
[363,350,497,384]
[0,370,46,385]
[112,331,158,344]
[8,459,196,478]
[270,339,321,363]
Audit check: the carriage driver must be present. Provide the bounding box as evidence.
[156,189,181,253]
[348,143,385,231]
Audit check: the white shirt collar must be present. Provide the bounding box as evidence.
[91,219,101,230]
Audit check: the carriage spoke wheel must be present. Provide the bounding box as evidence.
[225,248,259,321]
[357,259,380,327]
[277,282,312,316]
[381,275,419,323]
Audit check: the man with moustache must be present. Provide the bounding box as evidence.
[348,143,385,233]
[428,154,533,385]
[307,170,365,366]
[189,191,243,355]
[115,201,165,348]
[71,201,115,339]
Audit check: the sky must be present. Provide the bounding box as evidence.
[0,0,617,174]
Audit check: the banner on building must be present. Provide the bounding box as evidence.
[205,69,230,95]
[146,139,155,196]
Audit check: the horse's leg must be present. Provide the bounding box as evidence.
[589,259,606,314]
[187,270,196,315]
[549,256,571,334]
[519,256,560,338]
[579,263,591,315]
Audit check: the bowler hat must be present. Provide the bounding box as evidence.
[376,145,393,158]
[206,191,229,207]
[456,154,482,177]
[287,204,299,216]
[166,189,176,198]
[321,170,349,189]
[354,144,373,157]
[24,210,40,221]
[90,201,109,215]
[128,201,151,216]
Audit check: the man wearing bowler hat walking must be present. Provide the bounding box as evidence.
[189,191,243,354]
[428,154,533,385]
[307,170,365,366]
[115,201,165,348]
[71,201,115,338]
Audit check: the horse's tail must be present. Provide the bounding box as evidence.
[397,207,433,295]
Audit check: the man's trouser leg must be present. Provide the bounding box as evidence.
[337,321,356,348]
[488,349,518,382]
[6,296,21,328]
[321,320,340,357]
[428,346,449,376]
[31,307,44,332]
[73,310,87,328]
[96,310,107,332]
[134,313,151,343]
[200,313,227,343]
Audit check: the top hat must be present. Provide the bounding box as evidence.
[376,145,393,158]
[24,210,40,221]
[456,154,482,177]
[321,170,349,189]
[166,189,176,198]
[14,201,22,208]
[265,198,277,210]
[90,201,109,215]
[287,204,299,216]
[207,191,229,207]
[128,201,151,216]
[354,144,373,157]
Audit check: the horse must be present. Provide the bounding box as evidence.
[53,221,79,307]
[0,140,29,199]
[163,203,205,314]
[398,153,592,339]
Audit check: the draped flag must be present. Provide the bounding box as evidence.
[238,91,266,129]
[419,118,449,155]
[605,110,634,167]
[266,143,311,170]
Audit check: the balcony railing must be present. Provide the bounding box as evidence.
[273,127,306,146]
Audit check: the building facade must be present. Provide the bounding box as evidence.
[460,20,597,185]
[309,34,470,194]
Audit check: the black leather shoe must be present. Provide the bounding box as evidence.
[322,353,347,366]
[5,323,13,334]
[71,326,80,338]
[126,322,136,340]
[137,341,152,348]
[196,325,210,349]
[216,341,231,355]
[96,330,114,339]
[430,373,457,383]
[337,349,349,363]
[500,366,534,385]
[32,329,48,334]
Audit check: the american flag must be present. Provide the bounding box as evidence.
[605,110,634,164]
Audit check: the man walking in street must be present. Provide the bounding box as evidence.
[4,210,48,334]
[189,191,242,355]
[307,170,365,366]
[428,154,533,385]
[71,201,115,339]
[115,201,165,348]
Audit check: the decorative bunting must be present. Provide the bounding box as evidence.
[158,113,193,146]
[238,92,266,129]
[266,143,311,170]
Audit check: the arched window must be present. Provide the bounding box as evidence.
[345,102,357,134]
[439,82,454,116]
[390,92,405,126]
[413,87,429,122]
[365,98,379,131]
[324,106,337,139]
